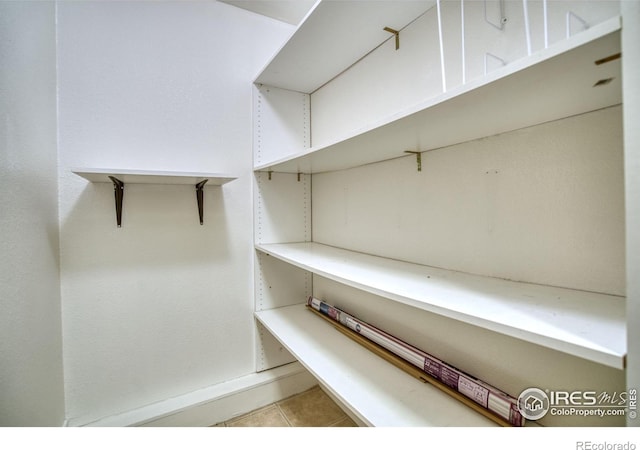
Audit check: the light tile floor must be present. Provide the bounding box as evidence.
[214,386,358,427]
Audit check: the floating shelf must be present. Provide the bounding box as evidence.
[254,0,435,93]
[72,168,237,227]
[255,16,622,173]
[255,303,498,427]
[256,242,626,369]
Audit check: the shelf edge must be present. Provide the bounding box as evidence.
[256,242,626,370]
[253,16,622,174]
[72,168,238,185]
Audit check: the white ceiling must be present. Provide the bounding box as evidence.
[220,0,316,25]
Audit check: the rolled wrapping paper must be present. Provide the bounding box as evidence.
[307,296,525,427]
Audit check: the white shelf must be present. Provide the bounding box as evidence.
[255,16,622,173]
[73,168,237,227]
[72,168,237,185]
[256,242,626,369]
[255,303,498,427]
[254,0,436,93]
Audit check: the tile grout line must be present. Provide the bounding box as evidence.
[326,416,348,427]
[275,385,319,427]
[274,402,294,427]
[223,404,275,427]
[213,385,357,427]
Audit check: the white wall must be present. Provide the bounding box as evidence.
[0,1,66,426]
[56,0,292,424]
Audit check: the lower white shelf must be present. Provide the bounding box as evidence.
[255,303,498,427]
[255,242,626,369]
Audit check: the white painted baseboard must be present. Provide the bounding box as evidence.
[66,362,316,427]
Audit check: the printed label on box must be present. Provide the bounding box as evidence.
[440,366,459,390]
[459,376,490,408]
[424,357,442,379]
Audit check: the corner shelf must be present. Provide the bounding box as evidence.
[256,242,626,370]
[255,16,622,174]
[255,303,498,427]
[72,168,237,227]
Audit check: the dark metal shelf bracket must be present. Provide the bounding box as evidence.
[196,179,209,225]
[107,176,211,227]
[108,176,125,228]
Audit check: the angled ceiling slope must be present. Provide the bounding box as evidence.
[220,0,316,25]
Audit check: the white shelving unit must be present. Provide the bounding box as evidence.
[256,242,625,369]
[73,168,237,227]
[256,16,621,174]
[255,303,497,427]
[253,0,631,427]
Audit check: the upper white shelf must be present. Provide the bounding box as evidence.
[255,16,622,173]
[254,0,436,93]
[256,242,626,369]
[255,303,498,427]
[72,168,237,185]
